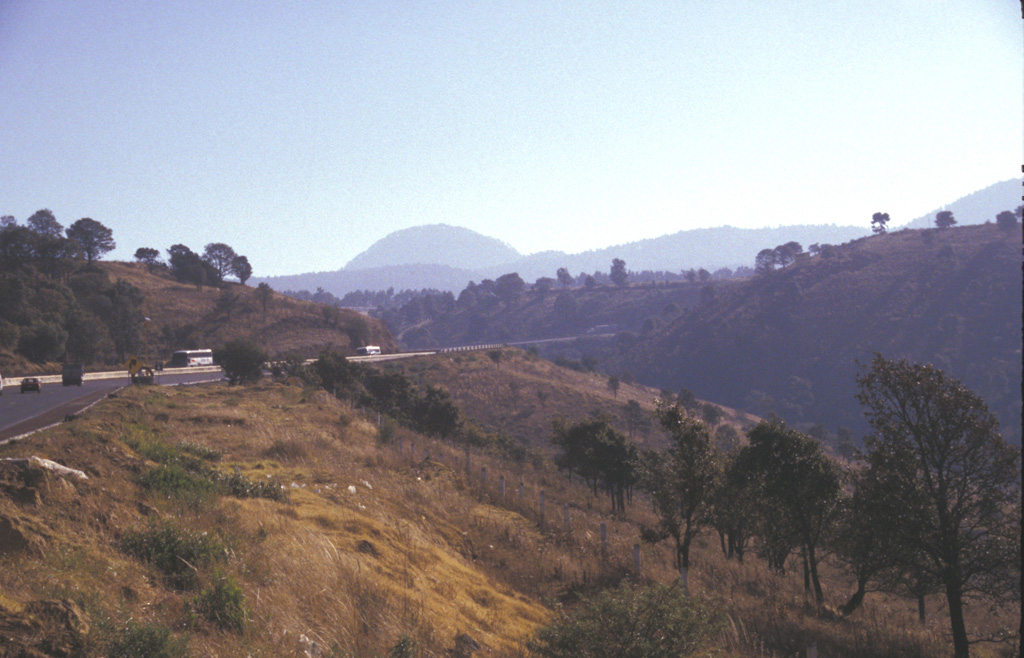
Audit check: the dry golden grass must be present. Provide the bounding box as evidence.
[102,261,396,361]
[387,348,757,454]
[0,373,1017,657]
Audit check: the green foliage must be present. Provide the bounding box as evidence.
[216,469,286,501]
[121,522,224,590]
[856,354,1022,657]
[106,620,190,658]
[66,217,115,264]
[17,320,68,362]
[312,350,464,439]
[610,257,628,286]
[215,338,268,385]
[187,571,248,632]
[530,582,725,658]
[387,635,418,658]
[140,464,219,508]
[551,416,636,512]
[639,403,721,575]
[734,419,843,601]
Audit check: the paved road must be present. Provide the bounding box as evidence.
[0,344,508,443]
[0,370,224,443]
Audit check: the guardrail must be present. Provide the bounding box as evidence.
[436,343,505,353]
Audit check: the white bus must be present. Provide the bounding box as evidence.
[169,349,215,367]
[354,345,381,356]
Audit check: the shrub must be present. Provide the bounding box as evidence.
[530,582,725,658]
[139,464,217,509]
[107,621,190,658]
[215,469,285,501]
[121,522,224,590]
[188,571,248,632]
[214,338,268,385]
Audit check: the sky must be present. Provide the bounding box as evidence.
[1,1,1020,277]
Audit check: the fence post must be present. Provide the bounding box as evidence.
[539,490,546,530]
[633,544,641,573]
[499,475,506,501]
[807,641,818,658]
[600,522,607,558]
[481,467,487,488]
[518,482,524,499]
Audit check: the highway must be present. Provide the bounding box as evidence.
[0,342,510,443]
[0,369,224,443]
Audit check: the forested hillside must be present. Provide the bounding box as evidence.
[0,212,392,373]
[611,223,1022,442]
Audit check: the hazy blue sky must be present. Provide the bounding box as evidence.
[1,1,1020,276]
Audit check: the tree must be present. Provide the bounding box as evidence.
[65,218,115,265]
[256,282,272,313]
[737,419,843,602]
[413,385,463,437]
[610,258,628,286]
[871,212,890,234]
[607,374,620,398]
[856,355,1021,658]
[639,402,721,591]
[105,280,145,362]
[533,276,554,299]
[934,210,956,229]
[203,243,237,278]
[530,582,725,658]
[494,272,525,305]
[551,416,636,512]
[230,255,252,285]
[995,210,1017,230]
[134,247,162,271]
[556,267,573,288]
[772,241,802,268]
[214,338,267,385]
[754,248,776,274]
[26,209,62,237]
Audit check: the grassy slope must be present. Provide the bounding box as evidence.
[0,262,396,376]
[0,374,1017,657]
[382,348,757,454]
[102,262,397,359]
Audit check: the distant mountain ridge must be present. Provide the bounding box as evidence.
[259,224,870,297]
[900,178,1021,229]
[345,224,521,271]
[255,179,1020,297]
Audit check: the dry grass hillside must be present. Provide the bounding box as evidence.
[102,262,397,361]
[0,372,1018,657]
[381,348,757,455]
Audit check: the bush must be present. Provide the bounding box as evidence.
[188,571,248,632]
[530,582,725,658]
[121,522,224,590]
[214,338,268,385]
[139,464,218,509]
[107,621,190,658]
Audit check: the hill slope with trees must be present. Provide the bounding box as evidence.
[609,223,1022,443]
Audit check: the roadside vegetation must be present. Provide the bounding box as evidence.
[0,345,1017,656]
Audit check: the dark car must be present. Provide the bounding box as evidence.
[20,377,41,393]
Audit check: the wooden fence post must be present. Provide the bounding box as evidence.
[539,490,546,529]
[499,475,505,501]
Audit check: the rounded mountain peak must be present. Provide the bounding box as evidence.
[345,224,521,271]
